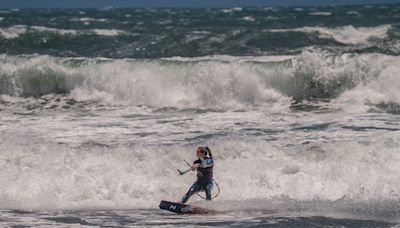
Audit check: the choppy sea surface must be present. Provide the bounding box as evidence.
[1,4,400,227]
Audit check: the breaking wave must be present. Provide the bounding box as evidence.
[270,24,392,45]
[0,25,128,39]
[1,51,400,110]
[0,25,27,39]
[1,24,393,44]
[1,135,400,221]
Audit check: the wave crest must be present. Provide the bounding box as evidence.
[1,51,400,110]
[270,25,391,45]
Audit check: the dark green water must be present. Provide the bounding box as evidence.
[0,4,399,58]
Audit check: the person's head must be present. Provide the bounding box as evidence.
[196,147,207,159]
[196,146,211,159]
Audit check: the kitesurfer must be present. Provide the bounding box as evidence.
[180,146,214,204]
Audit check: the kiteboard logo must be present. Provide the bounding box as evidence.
[181,206,193,212]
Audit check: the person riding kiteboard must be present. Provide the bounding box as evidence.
[180,146,214,204]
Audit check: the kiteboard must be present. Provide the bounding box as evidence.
[159,200,216,214]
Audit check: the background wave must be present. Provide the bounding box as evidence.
[270,24,392,45]
[1,51,400,110]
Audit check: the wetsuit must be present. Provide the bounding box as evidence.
[180,157,214,204]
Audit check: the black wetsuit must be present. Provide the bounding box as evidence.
[180,157,214,204]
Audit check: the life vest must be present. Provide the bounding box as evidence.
[194,157,213,184]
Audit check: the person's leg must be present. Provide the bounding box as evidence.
[204,182,213,201]
[180,182,202,204]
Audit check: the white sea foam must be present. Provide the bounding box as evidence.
[1,51,400,110]
[0,54,290,109]
[0,25,130,39]
[336,62,400,108]
[185,33,204,42]
[0,25,77,38]
[270,24,391,45]
[0,25,26,39]
[221,9,232,13]
[30,26,77,35]
[1,136,400,212]
[70,17,108,23]
[91,29,127,36]
[222,7,243,13]
[68,59,288,108]
[309,11,332,16]
[164,55,294,62]
[242,16,256,22]
[192,30,211,35]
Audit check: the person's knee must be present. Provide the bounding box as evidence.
[205,183,213,191]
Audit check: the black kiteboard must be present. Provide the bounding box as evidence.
[159,200,216,214]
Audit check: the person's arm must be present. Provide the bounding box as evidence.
[191,160,201,170]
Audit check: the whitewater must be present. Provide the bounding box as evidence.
[1,4,400,227]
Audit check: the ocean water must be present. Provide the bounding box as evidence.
[1,4,400,227]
